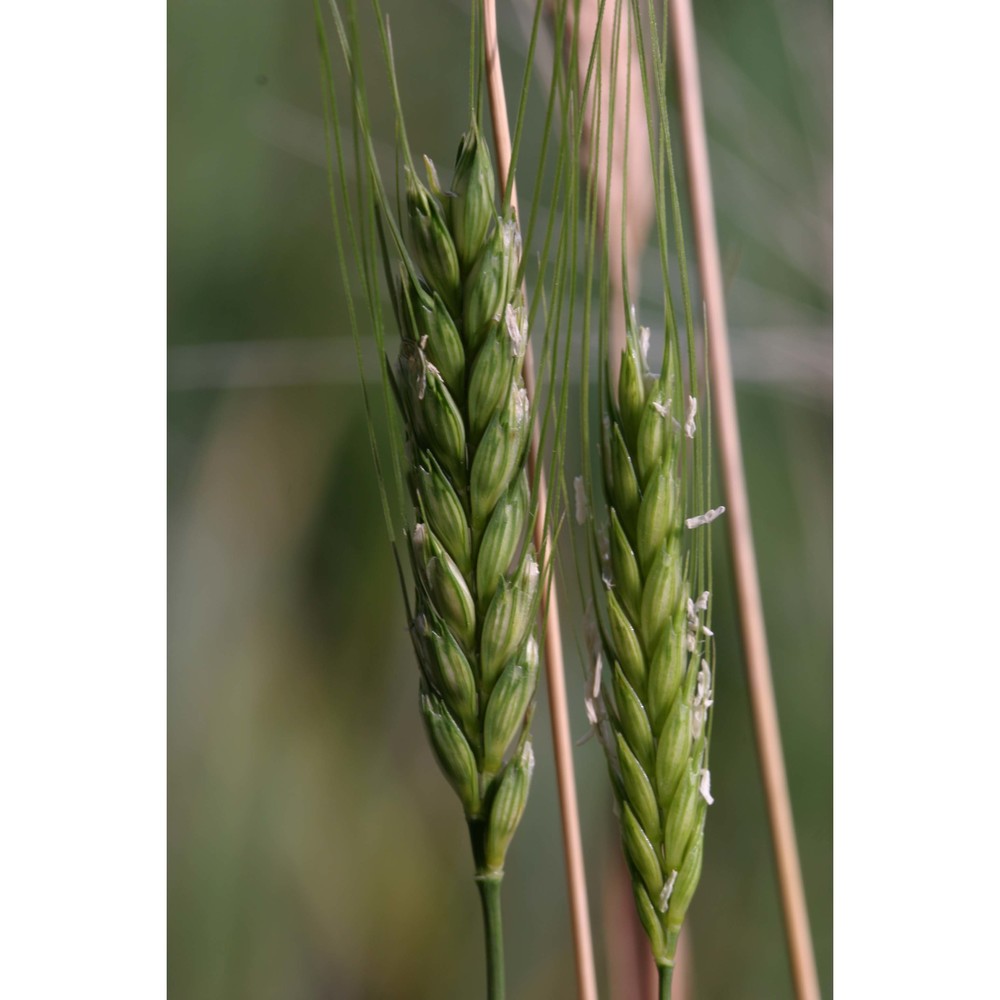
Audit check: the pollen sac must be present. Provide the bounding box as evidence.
[484,741,534,872]
[406,166,462,317]
[450,122,496,270]
[482,641,538,774]
[420,684,481,817]
[463,216,516,349]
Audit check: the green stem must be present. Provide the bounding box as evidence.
[475,875,505,1000]
[658,963,674,1000]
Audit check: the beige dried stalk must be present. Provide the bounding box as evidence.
[668,1,821,997]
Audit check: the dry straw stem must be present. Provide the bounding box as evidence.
[482,4,599,1000]
[669,1,821,997]
[555,0,654,381]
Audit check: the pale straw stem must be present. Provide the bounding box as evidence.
[669,1,821,997]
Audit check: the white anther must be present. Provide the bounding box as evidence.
[658,870,679,912]
[592,653,604,699]
[505,303,526,358]
[694,662,711,706]
[695,591,710,611]
[510,222,523,263]
[512,386,530,426]
[601,571,614,591]
[699,768,715,805]
[685,506,726,530]
[702,625,714,638]
[691,704,706,741]
[525,556,540,585]
[639,326,651,365]
[585,697,599,726]
[685,396,698,439]
[652,396,674,420]
[521,742,536,775]
[574,476,588,525]
[412,523,427,545]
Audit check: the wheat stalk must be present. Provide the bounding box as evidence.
[668,1,821,996]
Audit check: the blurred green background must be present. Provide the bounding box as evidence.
[168,1,831,997]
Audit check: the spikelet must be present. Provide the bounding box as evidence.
[397,126,537,877]
[587,305,720,969]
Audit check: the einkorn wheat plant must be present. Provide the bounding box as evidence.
[314,2,581,995]
[402,132,539,999]
[570,2,724,996]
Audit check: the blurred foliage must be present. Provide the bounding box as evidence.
[168,1,831,997]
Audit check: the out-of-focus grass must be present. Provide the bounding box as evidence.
[168,1,831,997]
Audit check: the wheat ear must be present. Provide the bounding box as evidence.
[585,304,718,997]
[398,125,540,1000]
